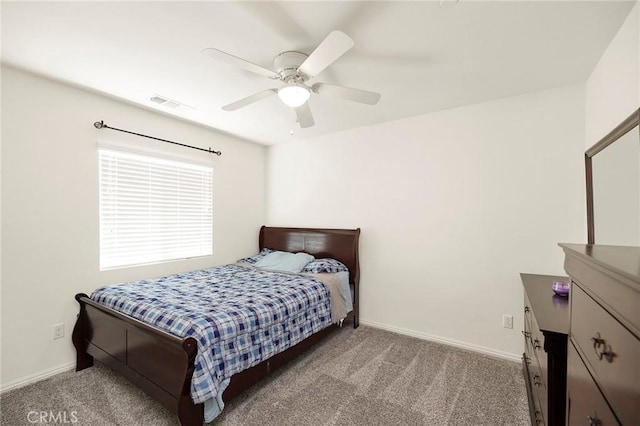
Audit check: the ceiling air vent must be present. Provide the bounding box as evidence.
[148,94,194,111]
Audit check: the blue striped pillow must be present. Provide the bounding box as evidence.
[302,258,348,274]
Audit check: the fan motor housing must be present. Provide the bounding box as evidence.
[274,51,308,81]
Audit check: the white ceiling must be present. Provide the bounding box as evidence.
[1,1,635,145]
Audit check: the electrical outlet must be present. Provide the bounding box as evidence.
[502,315,514,329]
[52,323,64,340]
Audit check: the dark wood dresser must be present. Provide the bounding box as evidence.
[521,273,570,426]
[560,244,640,426]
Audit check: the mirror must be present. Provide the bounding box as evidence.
[586,108,640,245]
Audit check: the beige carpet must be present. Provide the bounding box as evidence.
[1,326,530,425]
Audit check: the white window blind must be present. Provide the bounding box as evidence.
[99,148,213,269]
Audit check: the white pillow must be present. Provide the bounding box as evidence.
[254,251,314,273]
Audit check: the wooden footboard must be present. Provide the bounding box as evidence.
[72,293,203,425]
[73,293,346,425]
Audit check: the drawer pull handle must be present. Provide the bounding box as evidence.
[533,338,542,350]
[534,410,543,424]
[533,374,542,387]
[524,306,530,313]
[591,332,615,363]
[587,413,601,426]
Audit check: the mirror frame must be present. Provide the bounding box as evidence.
[585,108,640,244]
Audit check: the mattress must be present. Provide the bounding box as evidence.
[90,263,341,415]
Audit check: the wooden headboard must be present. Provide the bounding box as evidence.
[259,226,361,328]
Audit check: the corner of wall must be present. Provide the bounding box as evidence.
[585,1,640,146]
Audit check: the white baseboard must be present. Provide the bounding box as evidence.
[0,362,76,394]
[359,319,522,363]
[0,323,520,393]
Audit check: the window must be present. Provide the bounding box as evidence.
[99,148,213,269]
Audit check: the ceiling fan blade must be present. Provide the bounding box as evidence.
[311,83,381,105]
[294,102,315,128]
[202,48,279,80]
[222,89,277,111]
[298,31,354,78]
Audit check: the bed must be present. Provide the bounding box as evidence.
[72,226,360,425]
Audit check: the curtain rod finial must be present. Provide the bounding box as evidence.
[94,121,105,129]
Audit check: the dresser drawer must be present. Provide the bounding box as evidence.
[529,312,547,387]
[567,342,619,426]
[524,296,533,332]
[525,338,547,425]
[524,294,547,387]
[564,252,640,335]
[571,284,640,425]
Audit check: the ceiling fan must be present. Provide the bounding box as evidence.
[202,31,381,128]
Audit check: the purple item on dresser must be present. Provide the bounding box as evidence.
[552,280,570,297]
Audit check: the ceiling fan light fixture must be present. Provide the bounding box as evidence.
[277,84,310,108]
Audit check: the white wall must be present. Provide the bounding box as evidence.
[585,2,639,245]
[267,85,586,359]
[0,66,266,389]
[586,2,639,145]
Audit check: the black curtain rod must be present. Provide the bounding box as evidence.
[93,121,222,156]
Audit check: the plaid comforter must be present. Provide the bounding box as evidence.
[91,264,333,404]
